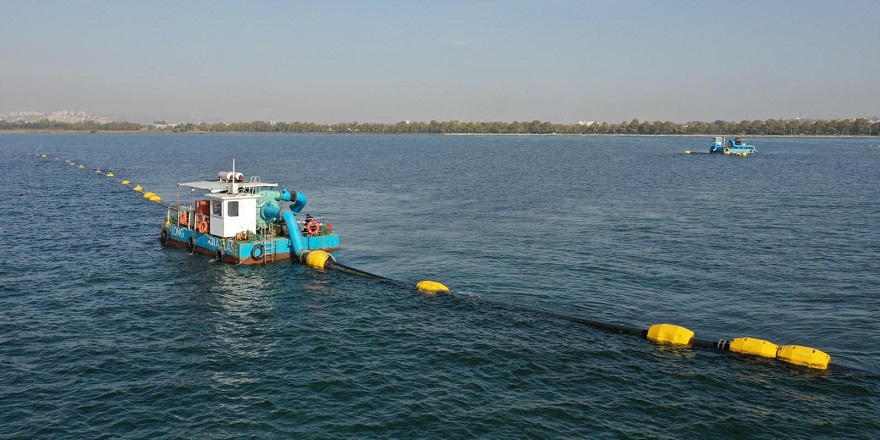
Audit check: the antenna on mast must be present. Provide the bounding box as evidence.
[231,158,238,193]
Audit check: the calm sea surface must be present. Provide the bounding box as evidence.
[1,133,879,438]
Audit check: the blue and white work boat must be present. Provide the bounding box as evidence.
[709,136,756,156]
[160,167,339,264]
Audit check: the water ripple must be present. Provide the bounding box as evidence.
[1,135,878,438]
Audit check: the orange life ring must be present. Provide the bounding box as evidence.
[326,223,333,232]
[179,212,188,225]
[198,220,209,234]
[306,219,319,236]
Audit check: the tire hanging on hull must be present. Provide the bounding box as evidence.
[251,244,265,261]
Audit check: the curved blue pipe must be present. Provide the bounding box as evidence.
[261,201,281,220]
[290,191,307,214]
[258,188,307,256]
[259,189,296,221]
[281,210,306,257]
[280,188,292,202]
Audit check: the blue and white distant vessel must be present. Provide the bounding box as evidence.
[160,164,339,264]
[709,136,756,156]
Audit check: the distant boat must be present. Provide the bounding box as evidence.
[708,136,756,156]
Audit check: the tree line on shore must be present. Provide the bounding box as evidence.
[2,117,878,136]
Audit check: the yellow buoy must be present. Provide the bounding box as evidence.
[730,337,778,358]
[647,323,694,345]
[143,192,155,198]
[78,165,84,168]
[741,152,748,157]
[684,150,691,154]
[95,170,102,173]
[149,195,162,202]
[106,172,115,177]
[776,345,830,370]
[121,180,130,185]
[133,185,143,192]
[41,154,47,158]
[416,280,449,294]
[304,250,334,269]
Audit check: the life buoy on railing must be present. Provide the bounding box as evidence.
[306,220,320,236]
[179,212,188,226]
[251,243,265,261]
[198,220,209,234]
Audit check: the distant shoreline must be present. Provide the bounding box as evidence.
[4,116,876,137]
[0,129,876,138]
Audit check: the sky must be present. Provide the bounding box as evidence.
[2,0,879,124]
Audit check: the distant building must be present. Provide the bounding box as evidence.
[5,109,92,123]
[48,111,90,123]
[8,111,44,117]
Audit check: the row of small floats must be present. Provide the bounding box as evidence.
[34,152,861,377]
[37,154,165,202]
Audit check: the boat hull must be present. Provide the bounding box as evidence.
[160,224,340,265]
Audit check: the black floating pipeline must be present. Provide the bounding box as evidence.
[297,249,877,378]
[534,314,875,378]
[298,249,448,291]
[529,316,877,378]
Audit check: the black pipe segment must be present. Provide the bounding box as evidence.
[312,259,879,379]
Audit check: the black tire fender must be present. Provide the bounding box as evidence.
[251,243,265,261]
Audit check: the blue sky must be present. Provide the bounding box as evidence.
[2,0,878,123]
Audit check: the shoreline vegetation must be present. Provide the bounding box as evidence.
[1,118,878,136]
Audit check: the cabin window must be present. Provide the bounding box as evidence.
[212,200,222,216]
[227,201,239,217]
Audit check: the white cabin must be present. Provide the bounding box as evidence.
[178,171,278,239]
[207,192,260,238]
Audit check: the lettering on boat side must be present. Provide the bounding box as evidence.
[170,225,186,240]
[207,236,221,249]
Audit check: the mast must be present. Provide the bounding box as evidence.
[231,158,238,193]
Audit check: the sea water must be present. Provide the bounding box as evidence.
[1,134,878,438]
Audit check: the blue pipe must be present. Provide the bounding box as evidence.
[281,210,306,257]
[259,188,297,220]
[290,191,307,214]
[261,201,281,220]
[259,188,308,256]
[280,188,292,202]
